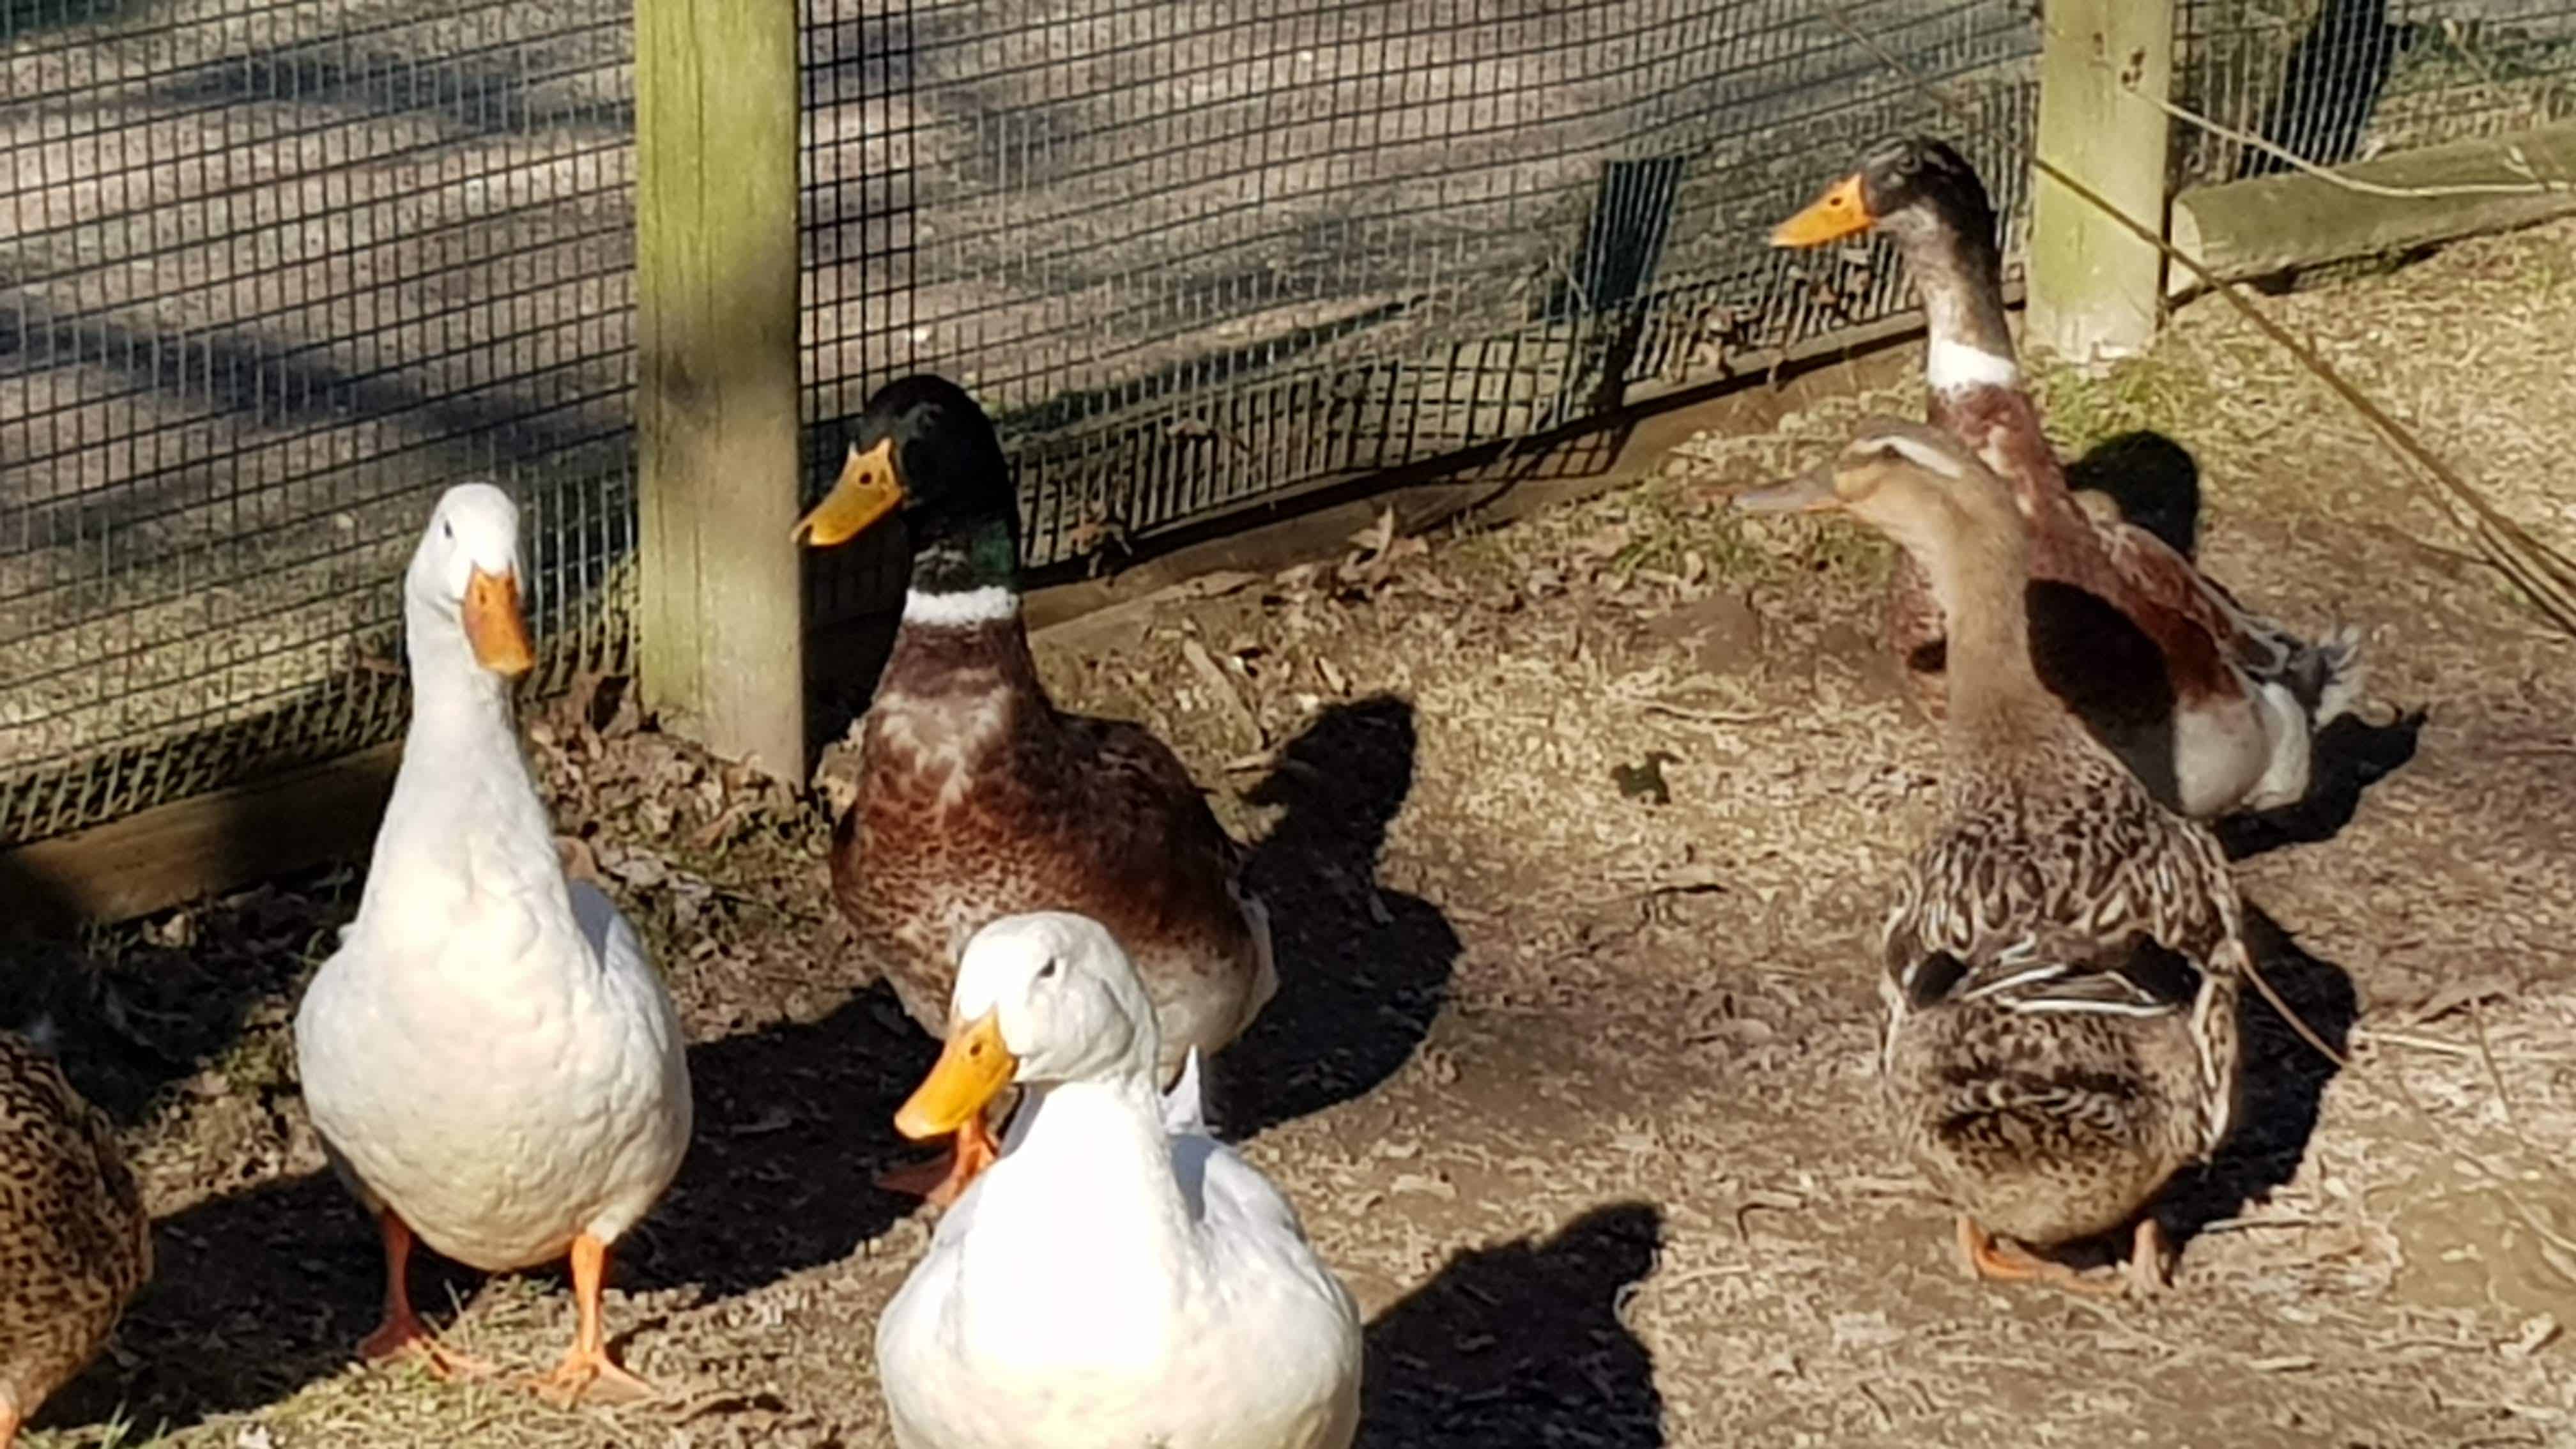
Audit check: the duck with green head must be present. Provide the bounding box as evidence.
[795,376,1276,1206]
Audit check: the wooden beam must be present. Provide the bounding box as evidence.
[0,744,399,933]
[2026,0,2175,363]
[634,0,805,780]
[2170,122,2576,295]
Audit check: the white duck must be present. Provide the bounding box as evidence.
[875,912,1362,1449]
[293,482,692,1402]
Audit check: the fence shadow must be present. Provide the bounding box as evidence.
[1361,1202,1666,1449]
[1219,695,1459,1139]
[2239,0,2419,180]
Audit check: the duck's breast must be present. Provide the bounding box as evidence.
[296,891,687,1271]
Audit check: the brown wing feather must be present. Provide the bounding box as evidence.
[1938,383,2310,680]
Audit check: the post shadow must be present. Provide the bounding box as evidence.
[1215,694,1460,1139]
[1361,1202,1666,1449]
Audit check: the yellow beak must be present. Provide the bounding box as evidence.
[894,1011,1018,1140]
[462,567,535,676]
[1770,172,1875,247]
[791,438,905,548]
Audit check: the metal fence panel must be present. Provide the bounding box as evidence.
[797,0,2039,617]
[2177,0,2576,185]
[2,0,637,843]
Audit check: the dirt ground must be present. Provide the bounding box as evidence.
[17,217,2576,1447]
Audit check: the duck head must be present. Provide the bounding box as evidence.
[894,912,1161,1146]
[409,482,534,677]
[791,374,1018,594]
[1774,138,2015,386]
[1772,135,1998,259]
[1730,415,2022,565]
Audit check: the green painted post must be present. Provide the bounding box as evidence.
[634,0,805,779]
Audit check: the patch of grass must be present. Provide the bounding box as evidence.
[2027,349,2223,456]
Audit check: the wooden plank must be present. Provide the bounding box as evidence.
[2026,0,2175,362]
[634,0,804,780]
[0,744,399,933]
[2170,122,2576,295]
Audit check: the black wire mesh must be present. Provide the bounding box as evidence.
[1,1,636,845]
[4,0,2051,850]
[2177,0,2576,185]
[798,0,2042,616]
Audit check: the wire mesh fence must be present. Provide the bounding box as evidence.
[2175,0,2576,184]
[19,0,2566,861]
[4,0,2048,852]
[796,0,2040,620]
[1,0,638,845]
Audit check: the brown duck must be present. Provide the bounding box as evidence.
[795,375,1275,1204]
[1737,418,2247,1294]
[0,1031,150,1445]
[1773,137,2363,819]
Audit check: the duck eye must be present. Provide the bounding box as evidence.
[1036,960,1059,981]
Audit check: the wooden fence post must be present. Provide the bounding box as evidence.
[2026,0,2177,364]
[634,0,806,780]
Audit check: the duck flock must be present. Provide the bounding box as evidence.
[0,137,2379,1448]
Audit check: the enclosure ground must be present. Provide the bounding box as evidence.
[20,220,2576,1448]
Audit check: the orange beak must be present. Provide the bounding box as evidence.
[791,438,905,549]
[462,567,535,677]
[1771,172,1876,247]
[894,1011,1017,1141]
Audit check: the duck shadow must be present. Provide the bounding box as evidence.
[52,983,931,1434]
[2217,708,2426,861]
[2066,429,2202,561]
[2152,905,2358,1250]
[1361,1202,1665,1448]
[626,985,926,1298]
[1218,695,1459,1139]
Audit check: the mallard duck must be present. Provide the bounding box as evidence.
[294,483,692,1400]
[1736,419,2247,1292]
[1772,136,2363,819]
[794,376,1273,1204]
[0,1031,150,1446]
[874,911,1361,1448]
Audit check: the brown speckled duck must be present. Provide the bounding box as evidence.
[1772,137,2363,820]
[795,375,1274,1205]
[0,1031,150,1445]
[1737,418,2246,1294]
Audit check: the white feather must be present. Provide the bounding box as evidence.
[901,586,1017,627]
[1160,1046,1209,1137]
[1924,337,2020,394]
